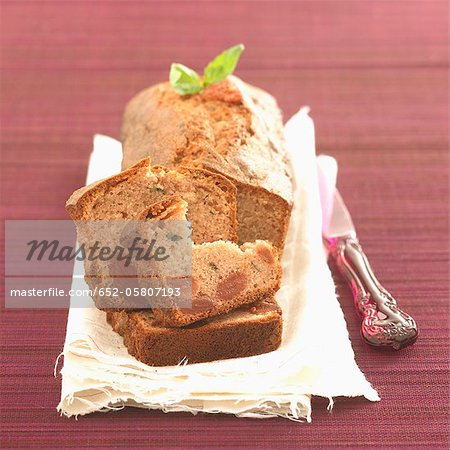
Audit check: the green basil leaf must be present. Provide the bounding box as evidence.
[203,44,245,86]
[169,63,203,95]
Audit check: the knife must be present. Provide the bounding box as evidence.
[317,155,418,350]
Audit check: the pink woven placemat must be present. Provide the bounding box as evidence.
[1,1,448,448]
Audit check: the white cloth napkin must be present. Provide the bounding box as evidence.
[56,109,379,421]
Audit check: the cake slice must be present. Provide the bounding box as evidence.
[141,197,282,327]
[106,296,282,366]
[65,157,238,244]
[153,239,281,327]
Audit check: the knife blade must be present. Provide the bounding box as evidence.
[317,157,418,350]
[325,190,356,239]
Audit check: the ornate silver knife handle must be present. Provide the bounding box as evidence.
[327,235,418,350]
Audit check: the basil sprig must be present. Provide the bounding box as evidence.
[170,44,245,95]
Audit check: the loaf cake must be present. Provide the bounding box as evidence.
[106,296,283,366]
[66,157,238,244]
[121,76,293,248]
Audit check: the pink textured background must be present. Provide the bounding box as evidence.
[1,1,448,448]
